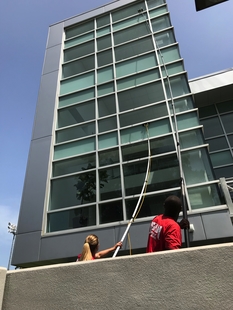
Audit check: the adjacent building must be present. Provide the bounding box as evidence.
[12,0,233,267]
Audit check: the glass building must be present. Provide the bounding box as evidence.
[12,0,233,267]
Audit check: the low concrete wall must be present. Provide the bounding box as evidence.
[2,243,233,310]
[0,268,7,310]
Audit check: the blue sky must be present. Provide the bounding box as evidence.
[0,0,232,269]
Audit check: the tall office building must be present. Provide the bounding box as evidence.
[12,0,233,267]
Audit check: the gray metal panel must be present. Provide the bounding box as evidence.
[47,22,64,49]
[11,231,41,265]
[180,214,206,242]
[16,136,52,234]
[32,70,59,140]
[42,44,62,76]
[201,210,233,239]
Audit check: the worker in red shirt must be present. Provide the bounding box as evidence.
[146,195,189,252]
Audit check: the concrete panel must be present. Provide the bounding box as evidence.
[3,243,233,310]
[16,136,52,234]
[46,22,64,49]
[42,44,62,76]
[0,268,6,310]
[11,231,41,266]
[32,71,58,140]
[201,210,233,239]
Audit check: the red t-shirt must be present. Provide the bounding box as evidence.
[146,214,182,252]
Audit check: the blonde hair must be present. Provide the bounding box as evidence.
[79,234,99,261]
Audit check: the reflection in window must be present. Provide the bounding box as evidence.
[99,200,123,224]
[66,21,94,39]
[56,122,95,143]
[98,94,116,117]
[188,184,221,210]
[200,117,223,138]
[182,148,215,185]
[99,166,122,201]
[62,55,94,78]
[99,148,119,167]
[59,88,95,108]
[123,155,179,196]
[53,154,96,177]
[74,167,97,204]
[98,116,117,133]
[210,150,232,167]
[64,41,94,62]
[207,136,228,152]
[114,23,148,45]
[57,100,95,128]
[47,206,96,232]
[151,15,170,32]
[221,113,233,134]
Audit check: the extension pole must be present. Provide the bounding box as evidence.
[138,8,190,247]
[113,125,151,257]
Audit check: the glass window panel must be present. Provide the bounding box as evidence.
[154,29,175,48]
[221,113,233,134]
[149,6,167,18]
[123,154,180,196]
[114,23,149,45]
[228,134,233,147]
[65,32,94,48]
[112,2,146,22]
[200,117,223,138]
[217,101,233,113]
[66,21,94,39]
[151,15,170,33]
[98,94,116,117]
[113,15,146,32]
[56,122,95,143]
[47,206,96,232]
[59,89,95,108]
[170,96,194,113]
[159,45,181,64]
[97,15,110,28]
[49,173,96,210]
[210,151,232,167]
[54,138,95,160]
[121,118,170,144]
[165,75,190,99]
[115,37,154,62]
[97,49,113,67]
[207,136,228,152]
[97,35,112,51]
[60,72,95,96]
[57,100,95,128]
[117,69,160,91]
[122,135,175,161]
[182,148,215,185]
[161,61,185,77]
[64,41,94,62]
[188,184,221,210]
[125,191,181,220]
[147,0,166,9]
[99,200,123,224]
[99,148,119,167]
[214,165,233,179]
[98,131,118,149]
[97,66,113,84]
[116,53,157,78]
[96,26,110,37]
[53,153,96,177]
[62,56,94,78]
[98,116,117,133]
[176,112,199,130]
[119,103,167,127]
[99,166,121,201]
[118,82,165,112]
[198,105,217,118]
[179,129,205,149]
[98,82,114,97]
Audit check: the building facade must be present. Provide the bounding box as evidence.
[12,0,233,267]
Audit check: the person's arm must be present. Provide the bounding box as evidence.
[164,224,182,250]
[95,241,122,259]
[178,219,190,230]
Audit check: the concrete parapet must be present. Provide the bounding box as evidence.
[0,268,7,310]
[2,243,233,309]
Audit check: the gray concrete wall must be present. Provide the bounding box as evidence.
[2,243,233,310]
[0,268,6,310]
